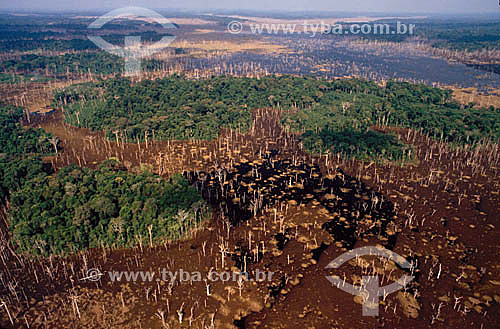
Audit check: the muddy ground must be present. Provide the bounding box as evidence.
[0,108,499,329]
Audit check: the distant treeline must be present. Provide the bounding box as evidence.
[356,20,500,52]
[1,52,164,75]
[421,22,500,51]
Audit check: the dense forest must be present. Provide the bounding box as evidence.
[0,104,209,256]
[0,103,57,155]
[55,75,500,160]
[9,161,209,255]
[300,129,408,161]
[55,76,255,140]
[1,52,165,76]
[0,103,58,206]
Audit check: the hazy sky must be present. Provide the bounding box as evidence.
[0,0,499,13]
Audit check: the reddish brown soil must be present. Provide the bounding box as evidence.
[1,109,499,329]
[31,108,302,175]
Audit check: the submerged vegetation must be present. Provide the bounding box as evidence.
[1,12,500,329]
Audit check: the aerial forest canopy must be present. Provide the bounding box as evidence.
[1,155,209,256]
[55,75,500,160]
[9,162,209,256]
[0,103,57,156]
[0,103,58,202]
[0,104,209,256]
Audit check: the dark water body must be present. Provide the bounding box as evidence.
[174,36,500,91]
[185,153,398,251]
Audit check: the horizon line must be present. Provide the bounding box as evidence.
[0,7,499,16]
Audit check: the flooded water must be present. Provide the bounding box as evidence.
[174,36,500,91]
[186,152,397,251]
